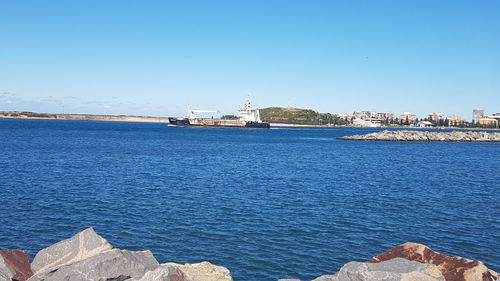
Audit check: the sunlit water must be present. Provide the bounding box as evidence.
[0,119,498,280]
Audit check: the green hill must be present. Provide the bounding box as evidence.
[260,107,349,125]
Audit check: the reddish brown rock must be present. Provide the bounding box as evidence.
[368,242,498,281]
[0,250,33,281]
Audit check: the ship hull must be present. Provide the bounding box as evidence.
[245,121,271,128]
[168,117,190,126]
[168,117,270,128]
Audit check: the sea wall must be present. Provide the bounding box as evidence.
[0,228,497,281]
[339,130,500,142]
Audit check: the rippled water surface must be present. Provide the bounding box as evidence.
[0,119,498,280]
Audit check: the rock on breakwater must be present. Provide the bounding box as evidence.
[0,227,233,281]
[369,242,498,281]
[284,242,498,281]
[0,250,32,281]
[339,130,500,142]
[1,229,498,281]
[312,258,446,281]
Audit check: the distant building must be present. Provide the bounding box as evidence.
[361,111,377,118]
[352,111,368,120]
[447,115,463,126]
[479,118,498,126]
[417,121,434,128]
[376,112,394,120]
[487,113,500,121]
[428,112,445,121]
[472,109,484,123]
[352,118,381,127]
[400,112,417,122]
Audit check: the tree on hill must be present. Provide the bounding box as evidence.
[259,107,354,125]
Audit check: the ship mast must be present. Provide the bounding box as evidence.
[245,93,251,110]
[188,109,218,120]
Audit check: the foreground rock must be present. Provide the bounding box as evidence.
[129,264,187,281]
[0,250,33,281]
[339,130,500,142]
[0,255,13,281]
[313,258,445,281]
[369,242,498,281]
[3,229,497,281]
[26,228,230,281]
[29,249,160,281]
[30,227,112,276]
[164,261,233,281]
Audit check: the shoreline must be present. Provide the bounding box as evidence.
[1,112,498,131]
[0,111,168,123]
[271,122,500,131]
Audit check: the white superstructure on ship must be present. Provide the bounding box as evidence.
[168,96,270,128]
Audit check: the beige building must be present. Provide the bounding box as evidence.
[448,115,462,122]
[478,118,498,126]
[428,112,445,121]
[400,112,417,122]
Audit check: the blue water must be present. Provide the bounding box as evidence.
[0,119,498,280]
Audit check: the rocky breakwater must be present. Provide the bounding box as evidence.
[339,130,500,142]
[1,229,498,281]
[0,227,232,281]
[281,242,498,281]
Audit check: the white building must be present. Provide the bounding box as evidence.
[361,111,378,118]
[352,118,381,127]
[417,121,433,128]
[472,109,484,123]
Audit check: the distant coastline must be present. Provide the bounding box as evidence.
[0,111,168,123]
[270,123,500,131]
[1,111,499,131]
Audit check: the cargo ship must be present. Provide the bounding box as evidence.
[168,98,270,128]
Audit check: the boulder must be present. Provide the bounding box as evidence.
[30,227,112,276]
[0,250,33,281]
[164,261,233,281]
[369,242,498,281]
[28,249,159,281]
[313,258,445,281]
[0,255,14,281]
[129,264,189,281]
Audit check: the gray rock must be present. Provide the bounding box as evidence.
[30,227,112,275]
[312,258,445,281]
[28,249,159,281]
[339,130,500,142]
[163,261,233,281]
[0,255,14,281]
[129,264,188,281]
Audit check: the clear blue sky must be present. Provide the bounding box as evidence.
[1,0,499,120]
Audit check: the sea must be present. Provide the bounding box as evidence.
[0,119,498,280]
